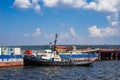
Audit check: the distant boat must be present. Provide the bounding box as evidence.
[23,34,98,66]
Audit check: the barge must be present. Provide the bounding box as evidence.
[0,46,23,68]
[0,55,23,68]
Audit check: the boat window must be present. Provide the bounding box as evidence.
[10,49,13,51]
[11,53,14,55]
[44,51,52,53]
[48,52,52,53]
[3,48,7,51]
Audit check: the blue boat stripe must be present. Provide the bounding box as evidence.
[60,54,98,59]
[0,55,23,59]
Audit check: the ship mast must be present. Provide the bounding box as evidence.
[53,34,58,51]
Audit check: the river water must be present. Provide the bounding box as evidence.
[0,60,120,80]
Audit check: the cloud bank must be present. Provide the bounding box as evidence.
[13,0,120,13]
[88,13,120,38]
[13,0,41,13]
[14,0,120,41]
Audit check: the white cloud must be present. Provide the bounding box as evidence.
[106,15,112,22]
[84,2,97,10]
[23,27,83,44]
[34,4,41,13]
[24,27,42,37]
[13,0,120,14]
[13,0,41,13]
[87,6,120,38]
[85,0,120,13]
[41,0,120,13]
[57,27,80,44]
[42,27,79,44]
[13,0,87,10]
[42,0,87,8]
[88,12,120,38]
[32,0,39,4]
[31,0,41,13]
[60,0,87,8]
[13,0,31,9]
[104,27,119,36]
[88,25,120,38]
[107,13,119,22]
[107,13,120,27]
[70,27,77,37]
[42,0,58,7]
[111,21,119,27]
[32,28,42,37]
[88,26,102,38]
[114,13,119,20]
[106,13,120,28]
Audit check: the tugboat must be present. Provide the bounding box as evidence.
[23,34,98,66]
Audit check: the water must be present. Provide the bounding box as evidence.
[0,61,120,80]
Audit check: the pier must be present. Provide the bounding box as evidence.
[81,49,120,60]
[98,49,120,60]
[56,46,120,61]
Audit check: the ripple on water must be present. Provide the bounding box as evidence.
[0,61,120,80]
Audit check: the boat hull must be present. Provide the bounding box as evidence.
[23,55,92,66]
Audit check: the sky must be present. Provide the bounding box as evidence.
[0,0,120,46]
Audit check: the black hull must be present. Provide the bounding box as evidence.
[23,55,92,66]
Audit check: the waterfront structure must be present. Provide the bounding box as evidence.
[0,46,23,68]
[79,48,120,60]
[1,46,21,55]
[98,49,120,60]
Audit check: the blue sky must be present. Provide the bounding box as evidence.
[0,0,120,46]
